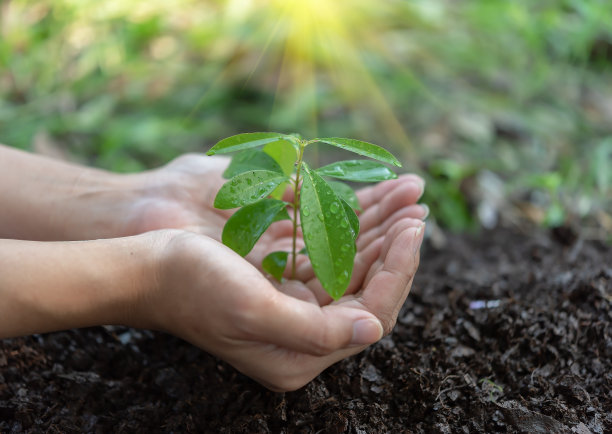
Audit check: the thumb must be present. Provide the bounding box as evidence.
[250,290,383,356]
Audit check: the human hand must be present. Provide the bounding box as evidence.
[121,153,427,268]
[114,154,235,239]
[128,167,426,391]
[135,217,424,392]
[0,145,427,391]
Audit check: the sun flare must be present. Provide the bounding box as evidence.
[220,0,412,151]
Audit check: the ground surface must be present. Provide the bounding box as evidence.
[1,227,610,433]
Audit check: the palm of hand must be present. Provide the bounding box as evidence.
[136,153,426,303]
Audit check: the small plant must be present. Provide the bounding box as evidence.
[207,132,401,300]
[478,378,504,402]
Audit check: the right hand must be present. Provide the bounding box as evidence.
[133,214,424,392]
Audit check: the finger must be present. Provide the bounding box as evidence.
[343,236,385,296]
[357,220,424,335]
[356,174,424,211]
[281,184,296,203]
[231,221,426,392]
[233,336,376,392]
[358,181,424,235]
[232,221,422,391]
[249,290,383,357]
[357,205,427,250]
[362,217,423,288]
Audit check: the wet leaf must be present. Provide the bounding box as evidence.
[207,132,287,155]
[214,170,289,209]
[263,141,297,176]
[268,182,290,200]
[316,160,397,182]
[316,137,402,167]
[262,251,289,281]
[223,149,284,179]
[341,199,360,240]
[327,180,361,210]
[263,140,296,199]
[300,163,356,300]
[222,199,289,257]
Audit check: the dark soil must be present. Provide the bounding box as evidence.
[1,227,611,433]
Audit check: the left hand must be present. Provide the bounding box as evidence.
[119,154,427,279]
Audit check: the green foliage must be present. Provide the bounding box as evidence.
[1,0,610,235]
[299,163,357,299]
[262,251,289,281]
[422,160,477,232]
[209,133,400,300]
[221,199,290,257]
[316,160,398,183]
[213,170,288,209]
[222,150,284,178]
[327,181,362,211]
[207,133,292,155]
[315,138,401,167]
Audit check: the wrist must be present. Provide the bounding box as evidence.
[45,168,148,240]
[0,145,142,240]
[119,229,180,331]
[0,233,162,337]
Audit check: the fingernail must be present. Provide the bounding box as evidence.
[414,222,425,253]
[416,221,425,235]
[351,318,383,346]
[417,179,426,199]
[420,204,430,220]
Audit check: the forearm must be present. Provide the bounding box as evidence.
[0,233,157,338]
[0,144,144,240]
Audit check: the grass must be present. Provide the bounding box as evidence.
[1,0,610,237]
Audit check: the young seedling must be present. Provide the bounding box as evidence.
[206,132,401,300]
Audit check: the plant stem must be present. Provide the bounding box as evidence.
[291,141,306,279]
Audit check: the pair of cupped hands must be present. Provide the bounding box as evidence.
[101,154,426,391]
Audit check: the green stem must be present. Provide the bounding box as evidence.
[291,141,306,279]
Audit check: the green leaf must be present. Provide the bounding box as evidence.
[263,141,297,176]
[316,160,397,182]
[223,149,284,179]
[300,163,356,300]
[327,180,361,211]
[214,170,289,209]
[222,199,289,256]
[341,199,360,240]
[262,141,296,199]
[207,132,287,155]
[268,181,290,200]
[316,137,402,167]
[273,206,291,222]
[262,251,289,281]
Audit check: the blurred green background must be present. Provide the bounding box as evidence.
[1,0,610,238]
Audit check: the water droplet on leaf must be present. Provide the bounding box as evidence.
[330,202,340,214]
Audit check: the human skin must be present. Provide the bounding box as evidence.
[0,144,426,391]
